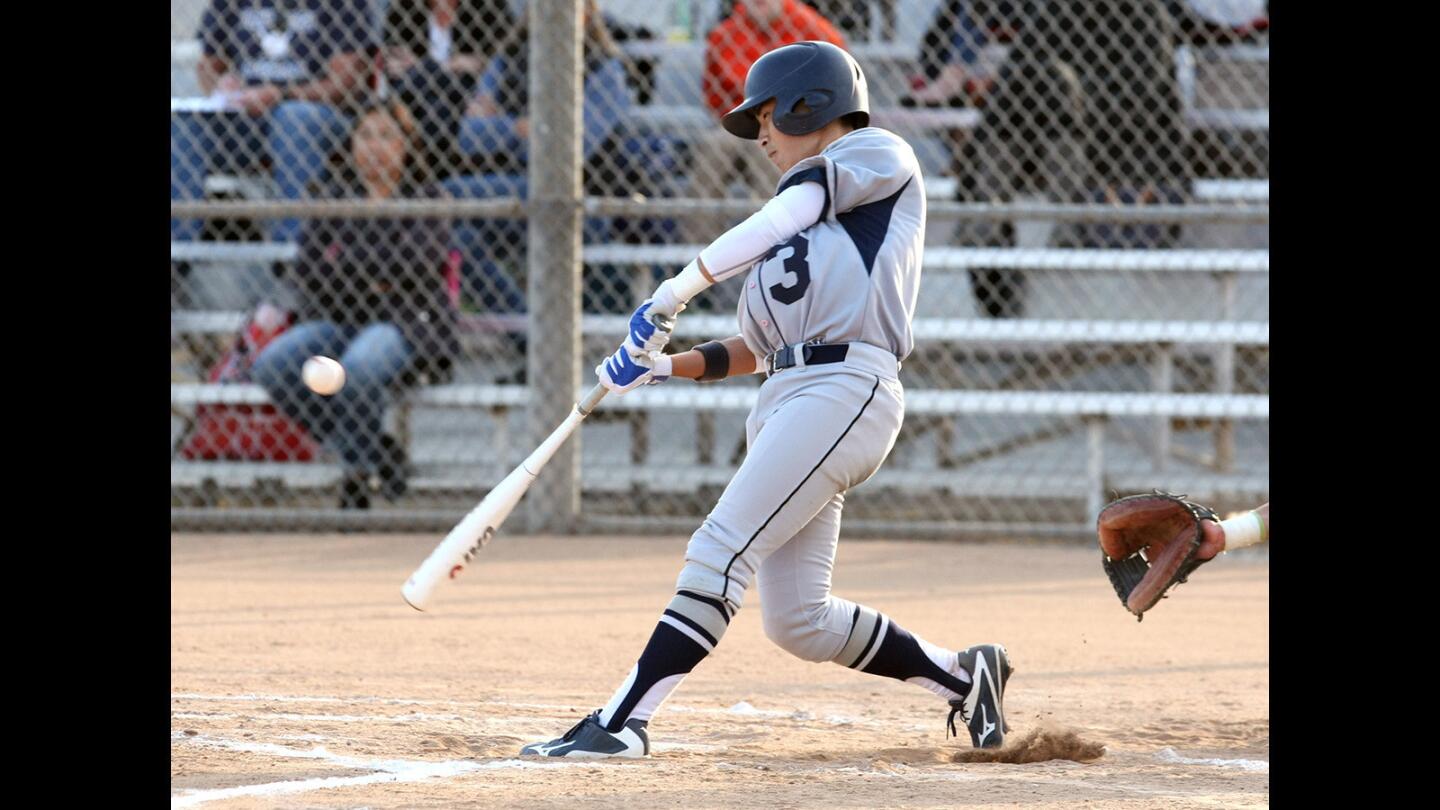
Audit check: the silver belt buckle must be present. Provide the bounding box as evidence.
[767,344,794,375]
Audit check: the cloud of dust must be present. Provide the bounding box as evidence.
[951,724,1105,764]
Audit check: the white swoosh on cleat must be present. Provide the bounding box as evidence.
[967,651,992,714]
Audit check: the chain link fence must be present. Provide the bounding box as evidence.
[171,0,1269,535]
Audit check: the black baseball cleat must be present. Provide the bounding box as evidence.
[520,711,650,758]
[947,643,1014,749]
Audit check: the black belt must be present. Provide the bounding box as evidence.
[765,342,849,374]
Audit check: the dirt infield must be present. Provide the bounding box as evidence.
[171,533,1268,808]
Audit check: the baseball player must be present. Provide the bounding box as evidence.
[521,41,1012,759]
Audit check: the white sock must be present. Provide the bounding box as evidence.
[905,637,972,702]
[600,669,686,728]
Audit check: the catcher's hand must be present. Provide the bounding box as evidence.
[1097,491,1219,621]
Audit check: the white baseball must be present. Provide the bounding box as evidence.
[303,356,346,395]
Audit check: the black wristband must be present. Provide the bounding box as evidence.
[695,341,730,382]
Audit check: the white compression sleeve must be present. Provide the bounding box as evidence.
[700,181,826,281]
[651,181,827,313]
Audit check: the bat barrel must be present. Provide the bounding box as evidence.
[400,387,607,612]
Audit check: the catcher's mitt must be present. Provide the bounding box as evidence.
[1097,491,1219,621]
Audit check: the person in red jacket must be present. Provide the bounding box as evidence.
[690,1,846,247]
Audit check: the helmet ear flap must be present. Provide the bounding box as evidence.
[776,90,835,135]
[793,90,833,116]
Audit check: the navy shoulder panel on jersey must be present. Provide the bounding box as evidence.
[837,177,911,274]
[777,166,831,222]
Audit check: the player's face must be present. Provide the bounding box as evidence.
[755,99,823,174]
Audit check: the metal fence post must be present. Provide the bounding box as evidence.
[525,0,583,532]
[1152,343,1174,471]
[1215,272,1238,473]
[1085,415,1106,524]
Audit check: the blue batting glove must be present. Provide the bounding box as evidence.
[596,346,657,395]
[625,300,677,356]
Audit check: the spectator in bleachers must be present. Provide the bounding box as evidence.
[249,97,460,509]
[454,0,630,176]
[1169,0,1267,42]
[693,0,846,242]
[901,1,997,107]
[441,0,634,327]
[171,0,377,243]
[944,0,1192,317]
[383,0,518,182]
[945,0,1192,208]
[803,0,893,42]
[1165,0,1268,179]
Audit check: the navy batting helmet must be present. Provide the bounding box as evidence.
[721,41,870,140]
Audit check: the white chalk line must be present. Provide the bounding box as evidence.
[171,734,631,809]
[173,692,895,729]
[172,711,466,724]
[173,725,723,755]
[1156,746,1269,772]
[172,705,727,755]
[173,710,695,741]
[173,693,453,707]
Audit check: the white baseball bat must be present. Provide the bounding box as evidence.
[401,382,609,611]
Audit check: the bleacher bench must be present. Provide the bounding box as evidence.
[172,381,1266,515]
[174,310,1268,345]
[173,240,1267,273]
[1192,179,1269,203]
[173,311,1266,469]
[583,245,1269,273]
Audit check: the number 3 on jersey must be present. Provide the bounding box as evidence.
[764,235,810,305]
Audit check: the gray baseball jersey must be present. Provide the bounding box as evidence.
[736,127,927,363]
[674,127,928,613]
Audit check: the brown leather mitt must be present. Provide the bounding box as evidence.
[1097,491,1219,621]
